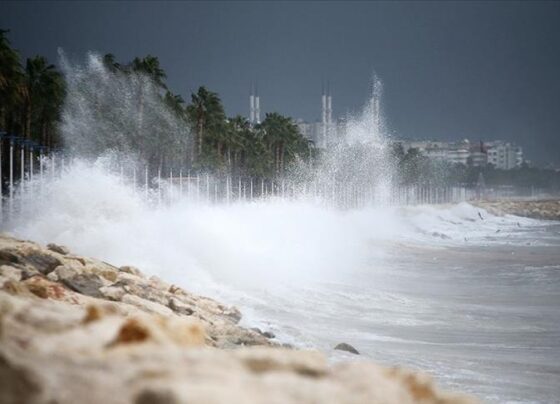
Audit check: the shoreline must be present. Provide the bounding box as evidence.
[0,233,476,403]
[474,199,560,221]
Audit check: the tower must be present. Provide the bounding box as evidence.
[326,81,332,126]
[249,94,255,124]
[249,82,261,124]
[320,81,332,148]
[249,82,255,124]
[255,83,261,124]
[321,82,327,148]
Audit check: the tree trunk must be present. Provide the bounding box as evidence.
[46,127,52,151]
[0,106,5,130]
[217,142,223,162]
[275,145,280,175]
[137,86,144,155]
[189,134,195,168]
[197,116,204,160]
[41,121,47,146]
[280,143,285,173]
[25,95,32,140]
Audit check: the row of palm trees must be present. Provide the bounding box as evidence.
[99,53,314,177]
[0,29,65,149]
[0,28,314,178]
[185,87,313,177]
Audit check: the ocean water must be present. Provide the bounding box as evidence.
[4,163,560,403]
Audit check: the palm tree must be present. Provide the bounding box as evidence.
[186,87,226,166]
[0,29,24,131]
[131,55,166,88]
[164,91,185,116]
[259,112,302,175]
[36,69,65,148]
[226,115,250,171]
[23,56,60,141]
[102,53,122,73]
[129,55,167,160]
[232,116,273,177]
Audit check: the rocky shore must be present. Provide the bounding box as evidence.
[474,199,560,221]
[0,234,475,404]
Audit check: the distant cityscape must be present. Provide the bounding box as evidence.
[250,89,525,171]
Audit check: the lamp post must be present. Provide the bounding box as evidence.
[28,141,36,182]
[0,131,6,220]
[4,135,22,217]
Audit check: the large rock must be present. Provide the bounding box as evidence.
[61,273,105,298]
[0,235,259,348]
[0,234,476,404]
[334,342,360,355]
[0,353,43,404]
[0,265,22,287]
[0,289,475,404]
[47,243,70,255]
[0,244,62,275]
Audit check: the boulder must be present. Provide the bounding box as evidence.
[121,294,174,317]
[168,297,194,316]
[61,274,105,298]
[0,265,22,287]
[47,243,70,255]
[334,342,360,355]
[119,265,143,277]
[13,247,61,275]
[54,263,82,280]
[24,276,69,300]
[108,315,205,348]
[0,235,476,404]
[135,388,179,404]
[250,327,276,339]
[99,285,126,301]
[0,353,43,404]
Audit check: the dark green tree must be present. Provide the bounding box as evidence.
[0,29,24,132]
[23,56,63,143]
[186,86,226,167]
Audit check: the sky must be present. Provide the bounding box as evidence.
[1,1,559,165]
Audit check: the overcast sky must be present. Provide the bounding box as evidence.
[2,1,559,165]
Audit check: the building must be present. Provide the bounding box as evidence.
[399,139,474,165]
[446,142,471,165]
[469,150,488,167]
[296,85,338,148]
[249,83,261,125]
[396,138,522,169]
[485,141,523,169]
[252,83,523,169]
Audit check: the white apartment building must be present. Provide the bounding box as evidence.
[447,146,471,165]
[469,151,488,167]
[485,141,523,169]
[399,139,477,166]
[396,139,523,169]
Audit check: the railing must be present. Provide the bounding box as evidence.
[0,152,485,225]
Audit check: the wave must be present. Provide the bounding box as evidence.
[3,160,549,296]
